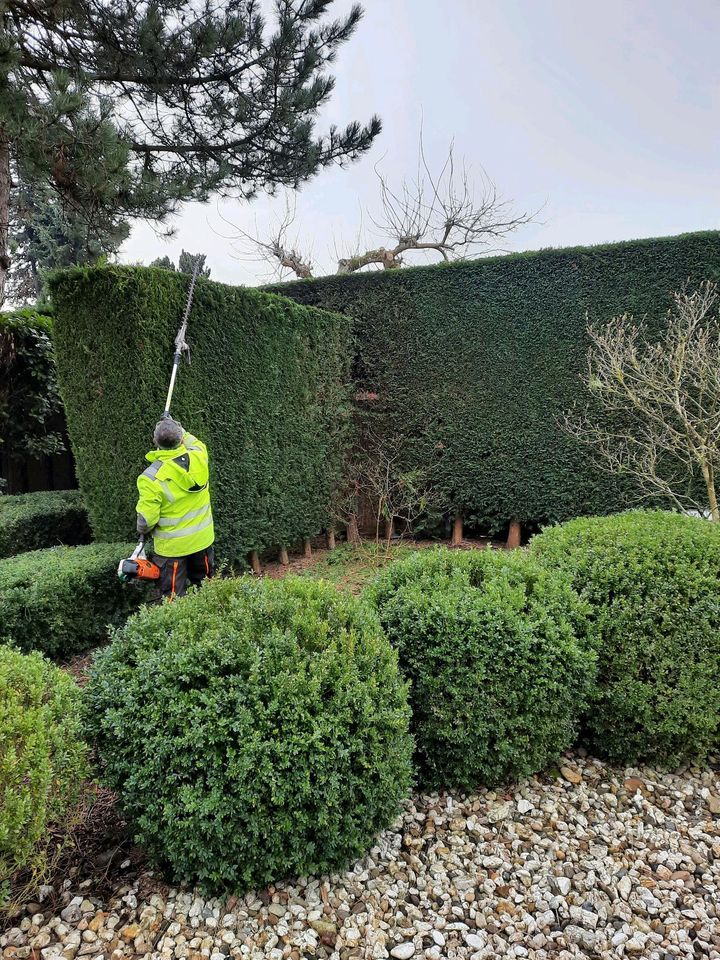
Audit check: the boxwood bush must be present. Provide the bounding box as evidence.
[530,510,720,765]
[366,548,594,789]
[1,647,88,907]
[0,542,142,657]
[85,576,413,894]
[0,490,90,559]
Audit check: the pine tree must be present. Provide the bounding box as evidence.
[0,1,380,303]
[9,178,129,304]
[150,250,211,277]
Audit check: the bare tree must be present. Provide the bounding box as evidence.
[564,281,720,520]
[227,134,534,280]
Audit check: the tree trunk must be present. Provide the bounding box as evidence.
[327,528,336,550]
[384,516,394,545]
[451,513,463,546]
[506,520,522,549]
[303,538,312,559]
[702,463,719,521]
[0,127,11,307]
[347,514,360,545]
[249,550,262,574]
[279,546,289,565]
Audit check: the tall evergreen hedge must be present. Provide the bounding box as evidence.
[269,231,720,531]
[49,266,351,562]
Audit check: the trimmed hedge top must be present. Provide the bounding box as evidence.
[0,542,142,657]
[0,490,90,558]
[50,266,352,563]
[269,231,720,531]
[530,509,720,764]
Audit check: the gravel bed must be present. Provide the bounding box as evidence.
[3,754,719,960]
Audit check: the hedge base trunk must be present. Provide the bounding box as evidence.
[451,513,463,546]
[506,520,522,549]
[249,550,262,574]
[303,538,312,559]
[279,546,289,565]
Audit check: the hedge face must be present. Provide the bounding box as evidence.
[366,547,594,789]
[270,231,720,532]
[530,510,720,765]
[85,576,413,895]
[0,646,88,907]
[0,490,90,558]
[49,266,352,563]
[0,542,143,658]
[0,307,66,469]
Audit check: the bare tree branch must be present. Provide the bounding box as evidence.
[225,128,535,279]
[564,281,720,520]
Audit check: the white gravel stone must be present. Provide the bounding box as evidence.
[4,753,719,960]
[390,943,415,959]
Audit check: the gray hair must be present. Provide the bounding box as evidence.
[153,418,184,449]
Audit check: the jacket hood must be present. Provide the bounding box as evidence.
[145,444,207,492]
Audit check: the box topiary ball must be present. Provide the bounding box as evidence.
[1,646,88,907]
[366,547,595,790]
[85,575,413,894]
[530,509,720,765]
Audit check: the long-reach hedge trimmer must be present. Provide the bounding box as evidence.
[118,256,204,584]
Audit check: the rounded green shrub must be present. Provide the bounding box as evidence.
[0,490,90,559]
[366,548,594,790]
[1,646,88,907]
[0,542,142,657]
[530,510,720,765]
[85,576,413,895]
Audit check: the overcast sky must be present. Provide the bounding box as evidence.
[122,0,720,286]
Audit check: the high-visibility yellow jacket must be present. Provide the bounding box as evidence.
[136,431,214,557]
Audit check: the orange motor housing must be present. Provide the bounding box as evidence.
[118,539,161,582]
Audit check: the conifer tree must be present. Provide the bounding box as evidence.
[0,1,380,303]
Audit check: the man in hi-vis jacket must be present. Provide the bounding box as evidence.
[136,419,214,599]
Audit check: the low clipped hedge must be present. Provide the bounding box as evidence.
[0,490,90,559]
[0,542,142,658]
[85,576,413,895]
[1,647,88,907]
[530,510,720,765]
[366,548,594,789]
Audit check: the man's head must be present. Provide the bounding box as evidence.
[153,418,184,450]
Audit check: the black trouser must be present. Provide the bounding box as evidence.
[156,546,215,599]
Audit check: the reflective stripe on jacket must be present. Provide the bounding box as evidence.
[135,431,215,558]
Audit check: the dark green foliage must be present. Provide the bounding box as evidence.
[529,510,720,765]
[8,178,129,305]
[366,548,594,789]
[0,646,88,907]
[1,1,379,302]
[0,490,90,558]
[270,231,720,532]
[0,542,142,657]
[85,576,413,895]
[49,266,352,563]
[0,308,65,468]
[149,251,210,278]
